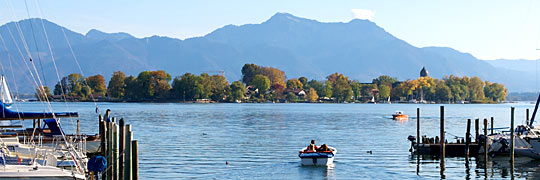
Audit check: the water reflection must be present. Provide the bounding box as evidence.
[410,155,540,179]
[298,164,335,180]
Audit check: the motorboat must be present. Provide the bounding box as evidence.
[298,146,337,166]
[392,111,408,121]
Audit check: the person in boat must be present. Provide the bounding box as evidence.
[306,140,318,152]
[318,144,329,151]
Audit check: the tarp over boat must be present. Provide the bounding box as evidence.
[0,102,78,120]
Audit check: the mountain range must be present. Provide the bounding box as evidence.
[0,13,537,93]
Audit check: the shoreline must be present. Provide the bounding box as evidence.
[25,99,511,104]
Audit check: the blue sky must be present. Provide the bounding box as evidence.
[1,0,540,60]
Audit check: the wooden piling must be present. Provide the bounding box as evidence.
[490,117,494,135]
[99,115,106,179]
[484,118,488,161]
[119,118,125,180]
[440,106,445,178]
[475,119,479,143]
[107,122,113,180]
[112,123,119,180]
[510,107,515,164]
[465,119,471,158]
[526,108,530,126]
[124,125,133,180]
[416,108,420,153]
[132,140,139,180]
[99,115,105,154]
[77,119,80,137]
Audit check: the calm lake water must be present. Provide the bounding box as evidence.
[9,102,540,179]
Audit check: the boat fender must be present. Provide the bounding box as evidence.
[88,156,107,172]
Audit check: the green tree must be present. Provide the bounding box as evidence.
[285,92,298,103]
[323,81,333,98]
[35,86,52,101]
[154,80,172,99]
[286,79,303,90]
[229,81,245,102]
[208,75,230,101]
[241,64,261,86]
[308,80,324,97]
[350,80,362,100]
[327,73,352,102]
[299,77,308,88]
[484,82,507,102]
[136,70,172,99]
[373,75,398,87]
[136,71,154,99]
[53,77,68,95]
[67,73,84,96]
[54,73,85,97]
[171,73,204,100]
[252,74,270,95]
[434,80,452,102]
[378,84,391,99]
[361,84,377,98]
[123,76,140,100]
[468,76,485,100]
[107,71,126,99]
[80,85,92,99]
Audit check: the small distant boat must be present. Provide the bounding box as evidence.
[392,111,408,121]
[298,146,337,166]
[0,75,13,108]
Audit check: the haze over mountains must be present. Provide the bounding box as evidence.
[0,13,536,93]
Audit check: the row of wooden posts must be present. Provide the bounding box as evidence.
[417,106,517,178]
[97,111,139,180]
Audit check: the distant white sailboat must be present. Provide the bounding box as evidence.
[0,75,13,108]
[387,97,391,104]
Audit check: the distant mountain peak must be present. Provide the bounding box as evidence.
[264,12,314,24]
[86,29,134,41]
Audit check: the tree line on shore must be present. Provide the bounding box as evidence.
[34,64,507,103]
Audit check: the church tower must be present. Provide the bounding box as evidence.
[420,66,429,77]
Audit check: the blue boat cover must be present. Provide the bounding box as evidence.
[88,156,107,172]
[298,152,334,158]
[43,119,63,136]
[0,102,78,120]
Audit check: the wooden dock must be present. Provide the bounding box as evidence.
[413,143,480,157]
[91,109,139,180]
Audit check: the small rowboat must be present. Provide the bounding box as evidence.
[298,146,337,166]
[392,111,408,121]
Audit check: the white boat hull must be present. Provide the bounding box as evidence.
[0,165,85,179]
[298,146,337,166]
[300,156,335,166]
